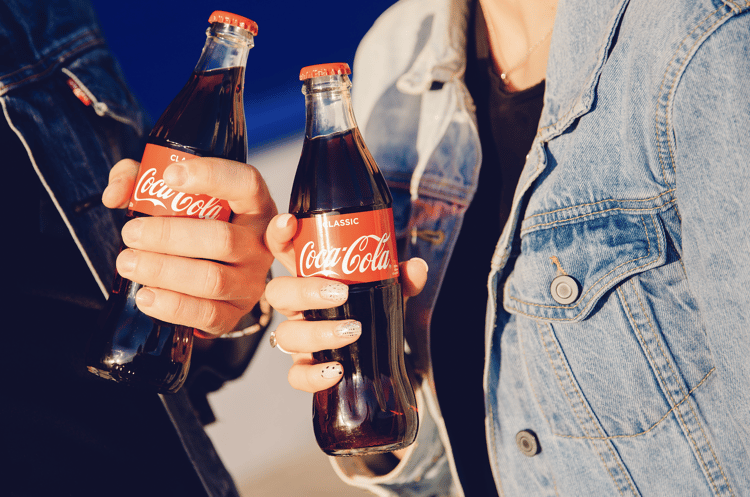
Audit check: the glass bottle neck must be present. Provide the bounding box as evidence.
[302,75,357,139]
[194,23,253,73]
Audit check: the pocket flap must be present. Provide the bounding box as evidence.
[503,212,667,322]
[62,48,146,132]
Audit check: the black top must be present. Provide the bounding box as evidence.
[430,3,545,496]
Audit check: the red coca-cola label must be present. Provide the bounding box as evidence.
[128,143,231,221]
[294,209,400,285]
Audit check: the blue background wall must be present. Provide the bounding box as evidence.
[90,0,396,148]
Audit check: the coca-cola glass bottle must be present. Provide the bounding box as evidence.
[290,62,418,455]
[86,11,256,394]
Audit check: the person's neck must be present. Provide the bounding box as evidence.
[478,0,558,91]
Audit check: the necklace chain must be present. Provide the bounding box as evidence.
[500,26,554,81]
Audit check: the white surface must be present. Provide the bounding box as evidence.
[204,134,373,496]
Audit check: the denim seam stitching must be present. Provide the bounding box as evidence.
[663,10,733,186]
[538,321,635,496]
[630,279,734,496]
[486,390,507,497]
[535,322,624,495]
[550,473,560,497]
[508,215,659,316]
[523,190,676,223]
[486,393,504,497]
[548,367,715,441]
[655,7,732,189]
[490,136,546,271]
[0,30,93,82]
[536,0,631,141]
[520,326,555,430]
[522,322,617,493]
[521,198,676,233]
[0,38,104,96]
[620,284,725,496]
[719,0,742,13]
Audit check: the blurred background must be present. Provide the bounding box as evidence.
[89,0,397,495]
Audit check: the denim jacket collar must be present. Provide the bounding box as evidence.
[387,0,632,126]
[395,0,470,95]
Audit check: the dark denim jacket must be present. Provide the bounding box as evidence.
[0,0,145,293]
[1,1,239,495]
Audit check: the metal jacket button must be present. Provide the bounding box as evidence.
[550,275,579,304]
[516,430,541,457]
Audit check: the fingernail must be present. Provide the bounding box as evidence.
[321,363,343,379]
[121,218,142,244]
[102,177,122,204]
[320,283,348,302]
[275,213,293,229]
[335,320,361,338]
[136,288,155,307]
[164,164,187,186]
[117,250,136,274]
[414,257,429,273]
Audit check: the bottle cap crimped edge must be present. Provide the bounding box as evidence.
[299,63,351,81]
[208,11,258,36]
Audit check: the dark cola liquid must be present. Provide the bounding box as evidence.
[309,281,417,455]
[86,67,247,394]
[291,129,418,455]
[150,66,247,159]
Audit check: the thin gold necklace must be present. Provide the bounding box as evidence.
[500,26,554,81]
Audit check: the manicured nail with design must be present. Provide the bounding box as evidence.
[321,363,343,379]
[335,320,361,338]
[320,282,348,302]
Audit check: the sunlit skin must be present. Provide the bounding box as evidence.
[261,0,557,461]
[102,156,276,337]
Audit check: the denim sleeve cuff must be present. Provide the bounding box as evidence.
[329,380,461,497]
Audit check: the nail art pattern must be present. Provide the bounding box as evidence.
[321,364,343,379]
[320,283,348,302]
[335,321,362,338]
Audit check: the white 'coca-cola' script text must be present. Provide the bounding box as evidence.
[298,233,392,278]
[133,168,225,219]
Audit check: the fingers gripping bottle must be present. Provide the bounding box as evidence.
[290,63,418,455]
[85,11,256,394]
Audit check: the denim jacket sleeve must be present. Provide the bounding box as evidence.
[671,10,750,454]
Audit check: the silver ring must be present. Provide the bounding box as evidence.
[269,331,293,355]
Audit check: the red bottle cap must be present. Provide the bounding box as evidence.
[299,63,351,81]
[208,11,258,36]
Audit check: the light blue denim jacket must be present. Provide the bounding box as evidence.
[333,0,750,495]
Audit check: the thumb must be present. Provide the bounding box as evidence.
[265,213,298,274]
[401,257,429,304]
[102,159,140,209]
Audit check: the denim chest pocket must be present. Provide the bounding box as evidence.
[503,210,715,439]
[61,47,146,133]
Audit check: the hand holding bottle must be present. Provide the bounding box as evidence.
[264,62,424,456]
[102,155,276,336]
[86,11,267,393]
[264,212,428,393]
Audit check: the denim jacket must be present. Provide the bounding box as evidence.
[1,2,240,495]
[334,0,750,495]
